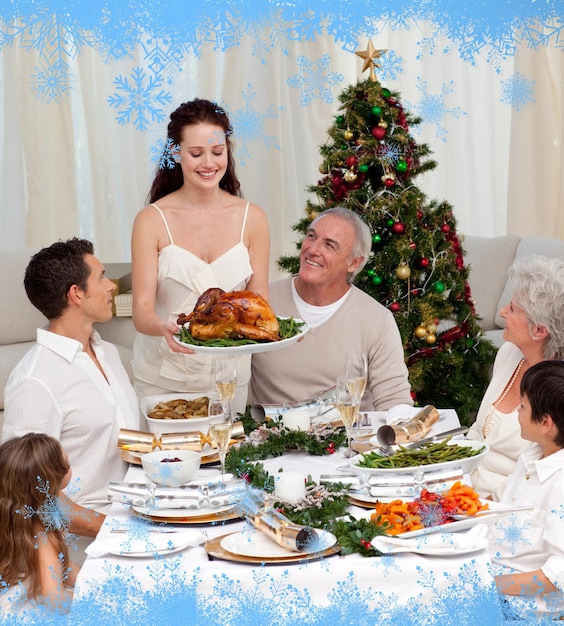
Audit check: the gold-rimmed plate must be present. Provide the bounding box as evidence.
[205,531,340,564]
[131,504,242,525]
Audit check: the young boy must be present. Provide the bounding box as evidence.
[489,360,564,617]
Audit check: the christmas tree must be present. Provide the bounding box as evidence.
[278,42,497,426]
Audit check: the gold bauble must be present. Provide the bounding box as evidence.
[426,323,437,334]
[344,169,358,183]
[344,129,354,140]
[319,162,329,175]
[414,325,427,339]
[395,263,411,280]
[425,333,437,345]
[378,119,388,129]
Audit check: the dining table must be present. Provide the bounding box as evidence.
[71,409,505,624]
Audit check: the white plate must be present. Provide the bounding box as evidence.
[110,540,196,558]
[371,525,490,555]
[132,501,234,519]
[349,440,488,476]
[173,318,309,355]
[220,529,337,558]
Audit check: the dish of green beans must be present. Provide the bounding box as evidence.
[351,438,488,475]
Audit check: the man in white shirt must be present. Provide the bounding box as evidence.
[2,238,139,539]
[249,207,412,411]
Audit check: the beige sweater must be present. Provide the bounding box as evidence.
[249,277,413,411]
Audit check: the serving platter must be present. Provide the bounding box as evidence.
[205,531,340,565]
[349,440,488,476]
[173,318,309,355]
[121,449,220,466]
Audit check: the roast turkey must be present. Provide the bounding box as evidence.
[177,288,280,342]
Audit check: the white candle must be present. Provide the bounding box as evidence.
[274,473,307,501]
[282,408,311,431]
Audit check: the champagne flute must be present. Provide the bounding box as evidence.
[214,356,237,421]
[336,376,359,457]
[345,352,367,404]
[208,398,233,481]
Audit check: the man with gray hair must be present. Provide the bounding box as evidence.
[249,207,413,410]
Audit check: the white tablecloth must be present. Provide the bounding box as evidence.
[71,411,505,624]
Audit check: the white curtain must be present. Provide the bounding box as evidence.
[0,10,562,271]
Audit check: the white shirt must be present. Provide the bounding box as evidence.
[2,328,140,513]
[291,277,351,328]
[489,443,564,616]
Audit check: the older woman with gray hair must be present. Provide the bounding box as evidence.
[467,255,564,498]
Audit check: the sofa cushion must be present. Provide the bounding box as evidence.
[494,237,564,329]
[462,235,521,331]
[0,251,46,345]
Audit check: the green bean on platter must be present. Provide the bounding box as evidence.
[175,316,305,347]
[356,437,486,469]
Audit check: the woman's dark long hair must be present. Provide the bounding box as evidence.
[148,98,242,203]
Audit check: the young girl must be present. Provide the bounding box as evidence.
[0,433,77,613]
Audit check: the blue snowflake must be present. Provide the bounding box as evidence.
[29,60,75,103]
[225,84,284,166]
[378,143,406,167]
[404,78,466,141]
[287,54,344,106]
[151,137,181,170]
[493,513,533,555]
[107,66,172,132]
[376,50,404,82]
[500,71,536,111]
[140,36,186,86]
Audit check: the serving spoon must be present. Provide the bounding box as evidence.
[375,425,469,456]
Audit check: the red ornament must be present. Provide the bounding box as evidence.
[371,126,386,140]
[326,442,335,454]
[384,177,395,188]
[408,241,417,249]
[441,224,451,233]
[391,221,406,234]
[416,209,423,220]
[345,156,357,167]
[389,302,401,312]
[418,257,429,268]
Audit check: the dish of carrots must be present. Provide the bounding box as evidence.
[370,481,489,536]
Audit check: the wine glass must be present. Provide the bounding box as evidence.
[345,352,367,403]
[208,397,233,481]
[335,376,359,457]
[214,356,237,421]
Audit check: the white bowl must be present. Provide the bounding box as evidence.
[141,393,212,435]
[141,449,201,486]
[349,440,489,477]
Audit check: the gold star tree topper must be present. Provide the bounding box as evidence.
[355,39,387,81]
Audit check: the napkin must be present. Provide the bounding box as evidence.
[370,523,489,555]
[86,528,206,558]
[385,404,423,425]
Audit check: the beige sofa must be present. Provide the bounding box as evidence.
[0,251,136,430]
[462,235,564,347]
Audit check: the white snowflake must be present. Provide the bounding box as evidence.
[287,54,344,106]
[107,66,172,132]
[404,78,466,141]
[500,71,536,111]
[225,83,283,166]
